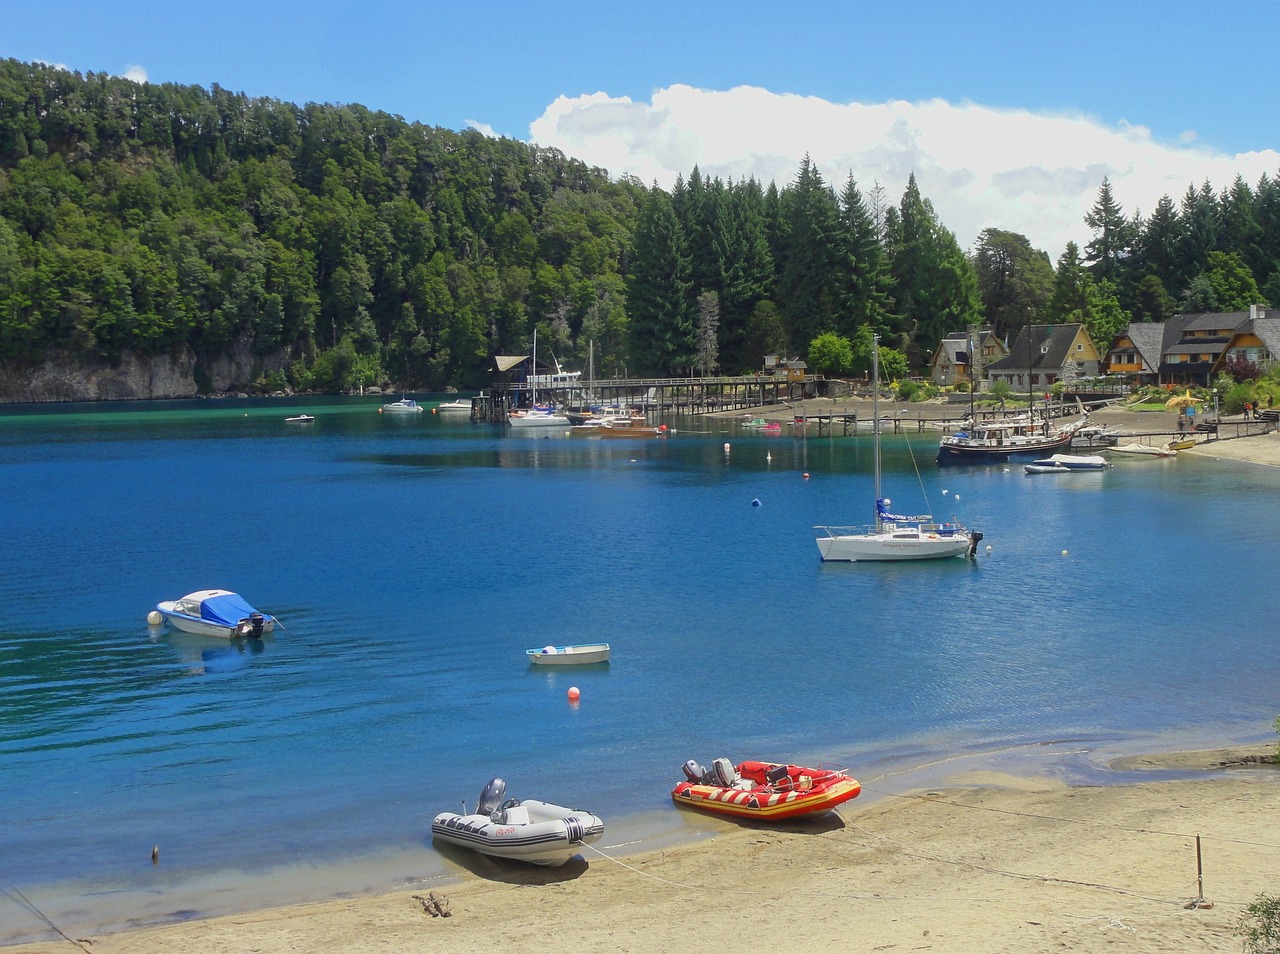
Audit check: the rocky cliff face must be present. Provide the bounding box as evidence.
[0,341,287,403]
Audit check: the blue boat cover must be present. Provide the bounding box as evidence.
[200,593,269,625]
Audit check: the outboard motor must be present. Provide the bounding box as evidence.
[683,759,706,783]
[234,613,266,639]
[476,777,506,816]
[968,530,984,558]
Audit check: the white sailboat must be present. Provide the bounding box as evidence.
[815,338,982,562]
[508,329,569,428]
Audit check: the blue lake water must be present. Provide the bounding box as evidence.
[2,396,1279,940]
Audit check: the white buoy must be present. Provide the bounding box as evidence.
[954,494,961,500]
[751,498,762,507]
[723,442,731,454]
[766,452,772,461]
[147,610,163,626]
[941,488,948,495]
[1061,549,1069,556]
[985,545,992,552]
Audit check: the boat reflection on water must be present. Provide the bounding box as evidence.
[151,627,267,676]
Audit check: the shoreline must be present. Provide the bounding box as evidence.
[5,741,1279,953]
[714,397,1280,468]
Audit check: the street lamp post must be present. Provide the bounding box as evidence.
[1212,389,1219,440]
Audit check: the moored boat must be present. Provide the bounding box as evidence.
[1108,442,1177,457]
[672,758,861,821]
[596,421,667,438]
[1024,453,1109,474]
[436,399,472,413]
[816,337,981,562]
[381,397,423,413]
[526,643,610,665]
[937,414,1090,463]
[431,778,605,866]
[285,414,315,423]
[155,589,276,639]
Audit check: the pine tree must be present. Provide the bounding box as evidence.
[775,155,843,351]
[1083,177,1134,287]
[626,188,695,376]
[837,175,892,335]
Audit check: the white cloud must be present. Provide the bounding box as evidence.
[529,85,1280,260]
[465,120,499,138]
[123,64,148,83]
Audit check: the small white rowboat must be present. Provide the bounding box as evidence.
[526,643,611,665]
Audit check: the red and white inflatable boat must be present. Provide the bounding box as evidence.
[672,758,861,820]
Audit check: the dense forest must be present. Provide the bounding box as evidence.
[1,58,1278,394]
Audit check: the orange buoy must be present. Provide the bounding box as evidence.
[567,686,581,702]
[803,473,810,479]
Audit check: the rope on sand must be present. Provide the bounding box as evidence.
[2,887,94,953]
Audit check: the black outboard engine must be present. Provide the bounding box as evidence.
[476,777,506,815]
[968,530,984,558]
[682,759,706,783]
[234,613,266,639]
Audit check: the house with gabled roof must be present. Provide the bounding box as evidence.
[1103,306,1271,386]
[985,324,1099,391]
[929,327,1004,387]
[1210,306,1280,376]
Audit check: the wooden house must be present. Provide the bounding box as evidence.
[929,327,1004,387]
[1104,306,1272,386]
[985,324,1100,391]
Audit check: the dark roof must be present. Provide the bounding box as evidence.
[987,324,1084,372]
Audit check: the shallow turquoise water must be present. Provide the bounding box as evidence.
[2,396,1278,939]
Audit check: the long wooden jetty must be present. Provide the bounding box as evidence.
[479,373,822,423]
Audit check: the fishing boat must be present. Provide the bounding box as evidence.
[431,778,605,866]
[526,643,611,665]
[381,397,424,413]
[815,338,982,562]
[937,413,1090,463]
[672,758,861,821]
[154,589,276,639]
[1023,453,1110,474]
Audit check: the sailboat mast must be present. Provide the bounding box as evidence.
[872,336,882,528]
[531,328,538,407]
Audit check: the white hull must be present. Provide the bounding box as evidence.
[156,604,276,639]
[432,799,605,866]
[437,400,471,412]
[508,411,568,428]
[527,643,610,665]
[815,528,973,562]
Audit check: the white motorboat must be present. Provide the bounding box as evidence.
[431,778,605,867]
[436,399,472,413]
[154,589,276,639]
[381,397,424,413]
[815,339,981,562]
[508,407,569,427]
[285,414,315,423]
[527,643,611,665]
[1024,454,1109,474]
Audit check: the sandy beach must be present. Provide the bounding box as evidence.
[7,400,1279,954]
[6,746,1278,954]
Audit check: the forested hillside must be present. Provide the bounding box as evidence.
[1,58,1277,397]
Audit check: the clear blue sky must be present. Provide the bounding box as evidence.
[4,0,1277,256]
[3,0,1274,153]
